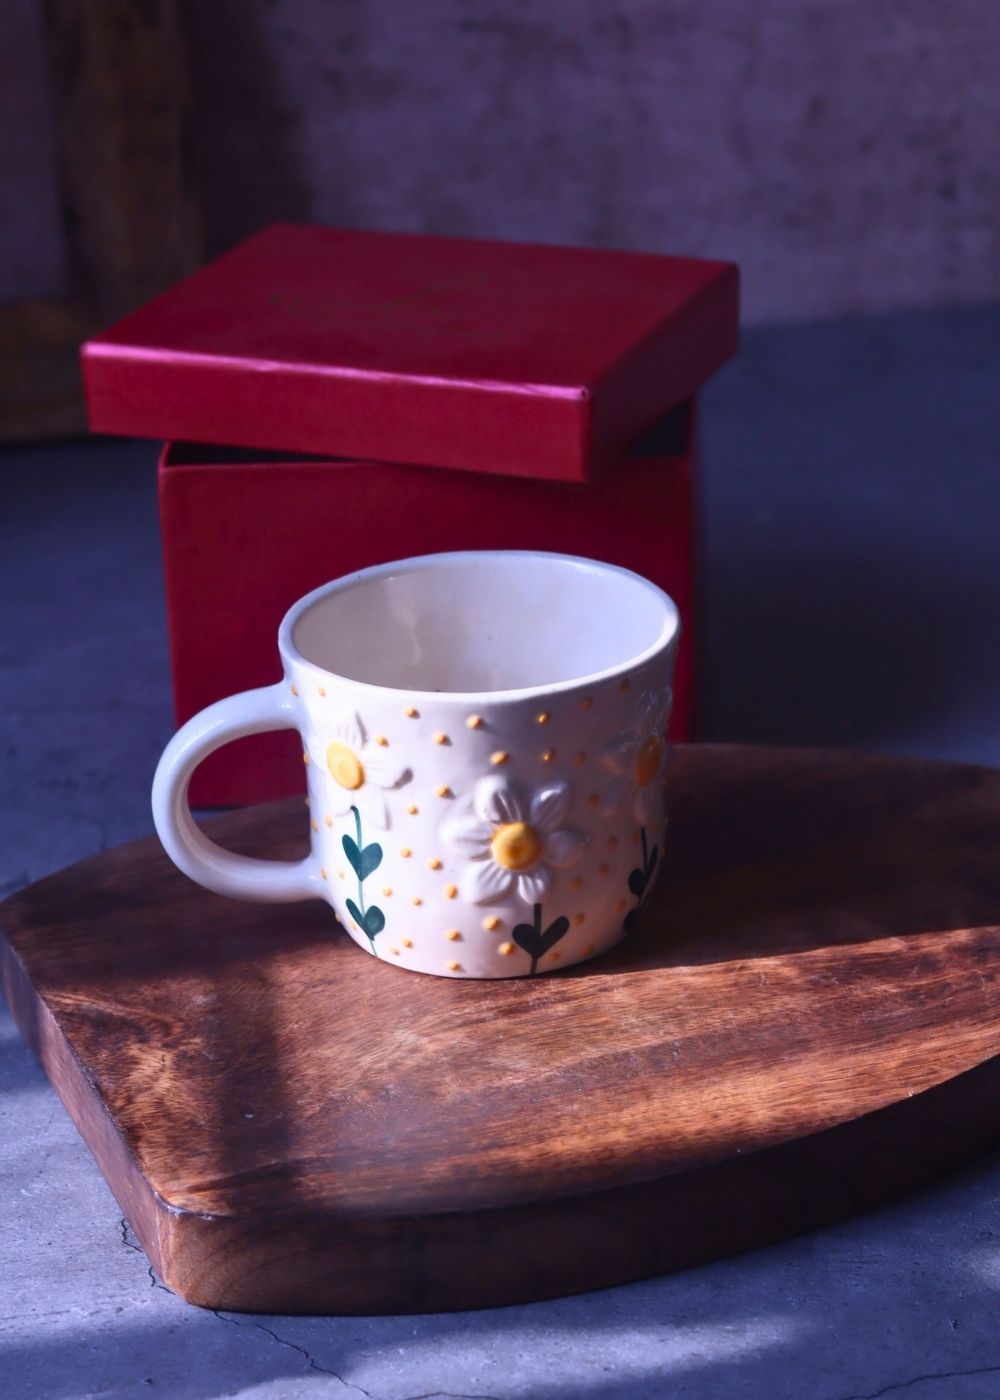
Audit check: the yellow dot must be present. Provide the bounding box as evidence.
[536,710,550,725]
[570,876,583,891]
[581,696,593,710]
[412,895,423,907]
[631,831,641,845]
[326,741,364,790]
[498,942,515,956]
[444,884,458,899]
[445,929,461,941]
[406,803,419,814]
[587,793,600,807]
[433,731,449,745]
[483,916,501,931]
[318,685,327,697]
[290,684,299,696]
[598,863,610,877]
[375,734,389,747]
[404,706,419,718]
[320,867,327,880]
[634,736,664,787]
[324,813,333,827]
[466,714,483,729]
[615,898,627,912]
[446,960,462,972]
[427,857,442,871]
[302,752,310,765]
[436,784,453,798]
[491,821,542,871]
[607,834,619,850]
[548,951,561,963]
[619,678,631,692]
[573,913,585,926]
[337,869,346,880]
[542,749,556,763]
[400,847,412,858]
[574,752,586,766]
[310,818,319,832]
[581,943,595,957]
[401,937,413,948]
[389,946,400,956]
[490,750,509,766]
[382,885,393,897]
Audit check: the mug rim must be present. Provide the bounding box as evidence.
[278,549,680,704]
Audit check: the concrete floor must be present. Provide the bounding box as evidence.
[2,303,1000,1398]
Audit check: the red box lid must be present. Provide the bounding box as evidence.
[83,223,738,483]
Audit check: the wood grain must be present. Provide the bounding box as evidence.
[4,744,1000,1313]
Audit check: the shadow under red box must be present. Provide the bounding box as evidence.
[160,402,698,808]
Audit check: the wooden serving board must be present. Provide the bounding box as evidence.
[5,744,1000,1315]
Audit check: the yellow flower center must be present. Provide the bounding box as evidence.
[491,821,543,872]
[634,736,664,787]
[326,741,365,790]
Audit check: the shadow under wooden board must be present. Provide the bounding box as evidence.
[4,744,1000,1315]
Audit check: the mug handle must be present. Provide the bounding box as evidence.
[152,684,319,903]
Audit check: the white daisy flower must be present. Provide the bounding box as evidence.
[442,775,587,906]
[599,688,672,826]
[305,711,407,829]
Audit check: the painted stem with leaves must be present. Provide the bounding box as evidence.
[343,805,385,951]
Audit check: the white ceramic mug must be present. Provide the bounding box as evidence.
[152,551,680,978]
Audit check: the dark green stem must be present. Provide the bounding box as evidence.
[351,805,373,949]
[351,806,366,918]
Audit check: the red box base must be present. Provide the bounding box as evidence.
[160,404,699,807]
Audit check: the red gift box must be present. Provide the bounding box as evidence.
[83,224,738,805]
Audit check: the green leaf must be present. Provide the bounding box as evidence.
[628,867,646,897]
[512,921,543,958]
[539,915,570,955]
[342,834,362,877]
[363,905,385,937]
[345,897,364,928]
[358,842,383,881]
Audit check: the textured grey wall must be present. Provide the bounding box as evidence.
[3,2,997,322]
[182,0,999,323]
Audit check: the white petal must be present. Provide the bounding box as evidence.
[517,866,551,903]
[330,710,365,749]
[632,690,659,733]
[634,782,664,827]
[598,732,635,776]
[354,784,388,830]
[323,784,355,818]
[462,859,514,904]
[440,814,493,858]
[473,775,525,826]
[544,827,587,868]
[601,776,633,816]
[530,781,573,833]
[362,750,409,790]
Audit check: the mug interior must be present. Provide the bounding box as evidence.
[289,552,676,695]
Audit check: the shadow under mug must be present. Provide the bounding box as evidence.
[152,550,680,977]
